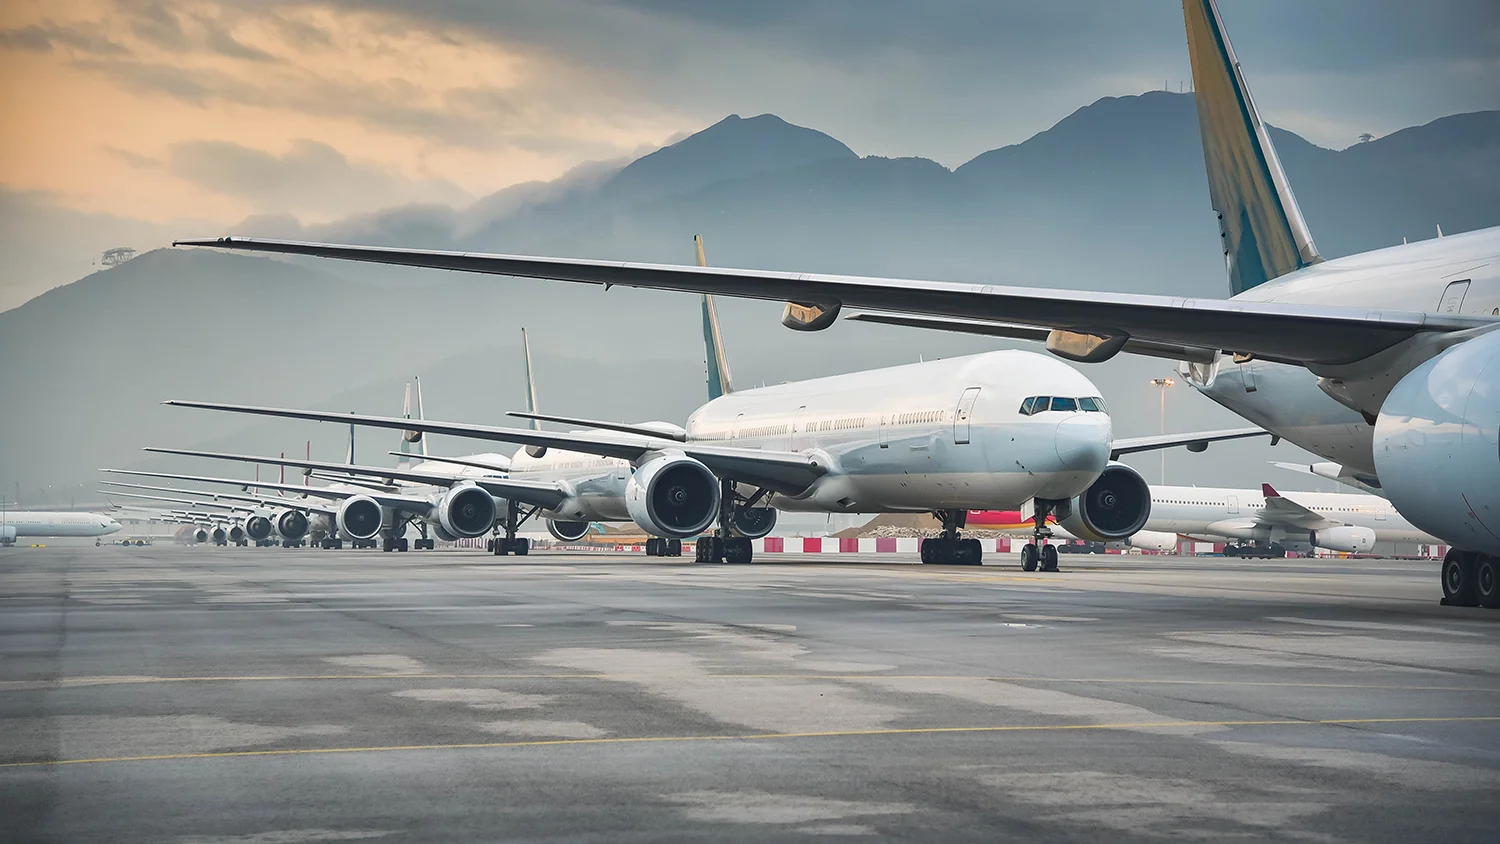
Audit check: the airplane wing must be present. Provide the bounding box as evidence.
[103,468,438,514]
[505,412,688,442]
[1109,428,1273,460]
[1255,483,1341,530]
[173,237,1496,367]
[100,480,339,514]
[164,401,830,495]
[385,452,512,474]
[844,312,1220,364]
[144,447,574,512]
[1270,461,1384,496]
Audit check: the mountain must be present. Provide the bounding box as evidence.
[4,94,1498,498]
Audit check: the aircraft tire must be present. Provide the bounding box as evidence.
[1475,556,1500,609]
[1020,543,1038,572]
[1041,544,1060,572]
[959,538,983,566]
[668,539,682,557]
[724,537,753,564]
[515,538,529,556]
[1442,550,1478,607]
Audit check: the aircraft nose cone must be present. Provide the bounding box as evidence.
[1055,415,1111,472]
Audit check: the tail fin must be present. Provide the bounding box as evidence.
[397,377,428,468]
[521,328,541,430]
[696,235,734,400]
[1185,0,1321,295]
[344,415,356,465]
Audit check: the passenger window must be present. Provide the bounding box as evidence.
[1019,397,1036,415]
[1050,397,1078,412]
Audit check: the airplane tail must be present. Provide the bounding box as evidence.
[343,416,356,466]
[521,328,541,431]
[397,377,428,468]
[696,235,734,400]
[1184,0,1321,295]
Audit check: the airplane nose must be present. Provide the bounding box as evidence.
[1055,415,1111,472]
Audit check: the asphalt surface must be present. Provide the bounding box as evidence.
[2,545,1498,843]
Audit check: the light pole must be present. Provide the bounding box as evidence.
[1150,378,1175,483]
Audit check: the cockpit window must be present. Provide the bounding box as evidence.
[1049,397,1078,412]
[1078,397,1102,412]
[1019,397,1037,415]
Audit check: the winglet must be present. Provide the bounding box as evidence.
[1261,482,1281,498]
[1184,0,1321,295]
[696,235,734,400]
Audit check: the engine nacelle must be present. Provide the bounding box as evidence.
[275,509,310,541]
[1312,525,1376,554]
[0,525,16,544]
[193,527,210,543]
[731,507,778,539]
[1373,331,1500,556]
[432,525,458,542]
[1125,529,1178,552]
[437,485,497,538]
[625,453,720,539]
[337,495,383,540]
[1055,461,1151,542]
[547,520,591,542]
[244,515,273,542]
[227,524,245,543]
[211,527,227,544]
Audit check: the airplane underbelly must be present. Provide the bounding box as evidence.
[776,468,1092,513]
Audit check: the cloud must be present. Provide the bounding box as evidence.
[167,138,471,217]
[104,146,163,170]
[0,21,128,55]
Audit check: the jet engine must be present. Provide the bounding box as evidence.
[625,454,720,539]
[1054,462,1151,542]
[336,495,383,541]
[0,525,16,544]
[437,485,497,538]
[1125,529,1178,552]
[211,527,227,544]
[227,524,246,544]
[1373,331,1500,556]
[275,510,310,541]
[547,520,591,542]
[244,515,273,542]
[193,527,210,544]
[1312,525,1376,554]
[731,507,778,539]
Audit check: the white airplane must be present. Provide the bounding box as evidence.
[0,508,121,546]
[102,479,320,547]
[1131,483,1436,558]
[171,0,1496,601]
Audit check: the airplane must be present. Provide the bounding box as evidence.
[169,0,1496,603]
[101,479,323,547]
[0,507,121,546]
[98,487,296,547]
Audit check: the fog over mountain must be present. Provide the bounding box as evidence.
[3,92,1497,503]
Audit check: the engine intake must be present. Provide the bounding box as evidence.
[1056,461,1151,541]
[337,495,383,540]
[275,509,310,541]
[625,454,720,539]
[227,525,246,543]
[193,527,209,543]
[732,507,778,539]
[244,515,273,542]
[438,485,497,538]
[547,520,590,542]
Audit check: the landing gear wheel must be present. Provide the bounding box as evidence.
[959,538,983,566]
[493,538,510,556]
[667,538,683,557]
[1041,544,1060,572]
[514,538,529,556]
[724,537,753,564]
[1020,543,1039,572]
[645,537,660,557]
[696,537,723,563]
[396,538,409,552]
[1441,550,1478,607]
[1474,556,1500,609]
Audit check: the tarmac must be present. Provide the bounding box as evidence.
[2,545,1498,843]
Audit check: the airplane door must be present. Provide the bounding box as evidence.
[954,387,981,445]
[1438,280,1470,314]
[1226,494,1239,515]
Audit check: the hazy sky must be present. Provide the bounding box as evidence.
[2,0,1495,229]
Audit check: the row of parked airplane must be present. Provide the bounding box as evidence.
[97,1,1496,606]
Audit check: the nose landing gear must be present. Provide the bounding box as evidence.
[1020,500,1060,572]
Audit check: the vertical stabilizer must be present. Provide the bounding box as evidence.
[344,415,356,466]
[521,328,541,430]
[696,235,734,400]
[1185,0,1321,295]
[397,377,428,468]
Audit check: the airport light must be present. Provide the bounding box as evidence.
[1150,378,1176,483]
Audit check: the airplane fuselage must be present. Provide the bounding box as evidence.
[0,511,122,543]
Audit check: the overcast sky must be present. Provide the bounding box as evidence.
[1,1,1496,255]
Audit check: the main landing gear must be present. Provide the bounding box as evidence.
[696,479,760,564]
[920,509,983,565]
[1441,549,1500,609]
[1019,500,1060,573]
[491,501,537,556]
[645,537,683,557]
[411,523,435,551]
